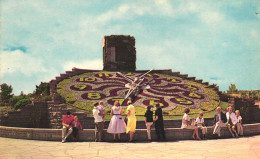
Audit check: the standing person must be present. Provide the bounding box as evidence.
[107,101,126,142]
[125,101,136,142]
[144,106,153,141]
[71,116,83,141]
[212,107,227,138]
[226,106,238,137]
[93,102,104,142]
[195,112,207,139]
[98,101,106,120]
[62,112,74,143]
[154,103,166,141]
[235,110,243,136]
[181,107,201,140]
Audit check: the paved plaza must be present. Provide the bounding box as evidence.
[0,136,259,159]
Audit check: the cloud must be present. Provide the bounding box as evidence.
[199,11,224,25]
[0,50,47,77]
[63,59,103,71]
[1,0,259,94]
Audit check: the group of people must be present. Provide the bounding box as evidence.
[92,100,165,142]
[61,101,243,143]
[62,112,83,143]
[181,106,243,140]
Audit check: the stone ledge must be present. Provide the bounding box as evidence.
[0,123,259,142]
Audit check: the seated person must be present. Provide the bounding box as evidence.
[226,106,238,138]
[212,107,227,137]
[71,116,83,140]
[195,112,207,139]
[62,112,74,143]
[234,110,243,136]
[181,107,201,140]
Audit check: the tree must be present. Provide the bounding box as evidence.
[0,83,13,103]
[227,83,238,94]
[35,82,50,96]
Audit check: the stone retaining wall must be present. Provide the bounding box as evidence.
[0,102,49,128]
[0,123,259,142]
[84,118,215,129]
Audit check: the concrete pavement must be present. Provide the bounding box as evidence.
[0,136,259,159]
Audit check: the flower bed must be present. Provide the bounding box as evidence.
[56,71,220,115]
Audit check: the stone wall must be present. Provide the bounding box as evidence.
[0,123,259,142]
[103,35,136,71]
[47,101,89,129]
[82,118,215,129]
[0,102,49,128]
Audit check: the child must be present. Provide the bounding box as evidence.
[235,110,243,136]
[195,112,207,139]
[71,116,83,140]
[98,101,106,120]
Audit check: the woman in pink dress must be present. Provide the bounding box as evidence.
[107,101,126,141]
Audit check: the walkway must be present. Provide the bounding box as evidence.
[0,136,259,159]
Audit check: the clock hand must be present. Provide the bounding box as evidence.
[116,72,134,83]
[125,88,134,99]
[138,69,153,79]
[124,79,144,99]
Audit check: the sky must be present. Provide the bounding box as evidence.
[0,0,260,95]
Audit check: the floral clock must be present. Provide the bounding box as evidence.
[57,72,220,114]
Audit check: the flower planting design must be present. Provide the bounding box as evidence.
[57,71,220,113]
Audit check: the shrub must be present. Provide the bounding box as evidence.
[42,95,51,101]
[35,82,50,96]
[219,93,230,102]
[14,99,31,110]
[9,96,28,107]
[234,98,255,124]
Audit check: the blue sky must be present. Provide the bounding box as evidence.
[1,0,260,95]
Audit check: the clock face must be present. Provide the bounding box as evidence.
[58,71,219,112]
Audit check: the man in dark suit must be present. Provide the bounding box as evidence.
[154,103,166,141]
[213,107,227,137]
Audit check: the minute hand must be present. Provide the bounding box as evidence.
[124,80,144,99]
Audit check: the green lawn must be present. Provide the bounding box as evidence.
[83,101,229,121]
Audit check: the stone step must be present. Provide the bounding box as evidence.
[186,77,195,80]
[202,82,209,85]
[171,72,180,76]
[179,74,188,78]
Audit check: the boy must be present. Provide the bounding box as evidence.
[97,101,106,120]
[195,112,207,139]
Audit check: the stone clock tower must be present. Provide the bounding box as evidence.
[102,35,136,71]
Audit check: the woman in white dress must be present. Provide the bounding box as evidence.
[107,101,126,141]
[181,107,201,140]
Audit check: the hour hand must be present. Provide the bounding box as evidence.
[116,72,134,83]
